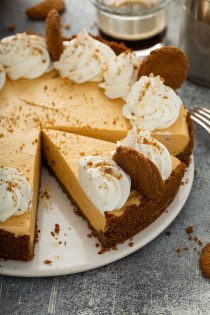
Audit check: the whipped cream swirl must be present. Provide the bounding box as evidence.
[123,75,182,130]
[0,167,32,222]
[118,127,172,180]
[78,156,131,213]
[0,63,6,90]
[99,52,140,100]
[0,33,52,80]
[54,29,116,83]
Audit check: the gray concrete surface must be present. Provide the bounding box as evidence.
[0,0,210,314]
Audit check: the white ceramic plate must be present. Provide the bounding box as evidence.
[0,158,194,277]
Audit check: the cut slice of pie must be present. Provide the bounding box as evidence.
[0,127,41,261]
[42,129,185,247]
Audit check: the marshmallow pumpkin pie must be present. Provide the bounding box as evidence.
[42,129,185,247]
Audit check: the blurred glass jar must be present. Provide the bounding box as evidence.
[179,0,210,87]
[92,0,170,50]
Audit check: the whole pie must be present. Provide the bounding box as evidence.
[0,22,193,260]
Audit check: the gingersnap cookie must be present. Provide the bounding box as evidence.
[200,243,210,278]
[113,146,164,199]
[26,0,65,20]
[46,9,64,61]
[138,46,189,90]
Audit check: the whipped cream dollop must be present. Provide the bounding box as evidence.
[0,33,51,80]
[78,156,131,213]
[0,167,32,222]
[54,29,116,83]
[123,75,182,130]
[99,52,140,100]
[0,63,6,90]
[118,127,172,180]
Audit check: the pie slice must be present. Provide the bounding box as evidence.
[0,127,41,261]
[42,129,185,247]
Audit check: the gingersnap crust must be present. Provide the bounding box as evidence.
[46,9,64,61]
[26,0,65,20]
[0,231,33,261]
[113,146,164,199]
[138,46,189,90]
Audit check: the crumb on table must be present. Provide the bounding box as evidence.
[44,259,52,265]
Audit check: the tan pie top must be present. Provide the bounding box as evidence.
[10,71,190,156]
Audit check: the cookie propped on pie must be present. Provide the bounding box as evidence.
[113,146,165,199]
[138,46,189,90]
[113,128,185,200]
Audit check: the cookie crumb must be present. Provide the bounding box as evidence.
[87,232,94,238]
[63,23,71,30]
[40,190,52,212]
[185,226,194,234]
[40,190,50,199]
[54,223,60,235]
[176,246,188,255]
[198,240,203,247]
[44,259,52,265]
[128,242,133,247]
